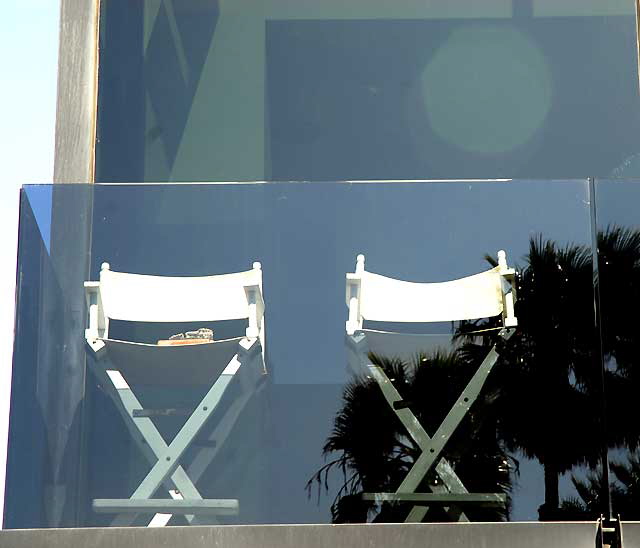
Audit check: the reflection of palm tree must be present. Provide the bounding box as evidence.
[560,451,640,520]
[462,237,600,519]
[312,228,640,522]
[609,454,640,516]
[597,228,640,452]
[597,227,640,371]
[307,351,512,523]
[461,228,640,519]
[559,471,607,520]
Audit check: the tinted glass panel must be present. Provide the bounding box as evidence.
[592,179,640,520]
[5,185,92,528]
[5,181,609,527]
[97,1,639,182]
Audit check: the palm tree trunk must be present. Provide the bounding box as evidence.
[541,462,560,520]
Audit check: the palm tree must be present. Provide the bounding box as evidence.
[306,351,512,523]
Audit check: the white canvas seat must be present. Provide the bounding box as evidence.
[84,261,266,527]
[345,252,517,523]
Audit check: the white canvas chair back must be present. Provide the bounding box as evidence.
[85,261,264,344]
[346,251,516,335]
[83,261,266,527]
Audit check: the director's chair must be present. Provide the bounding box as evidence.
[84,261,266,527]
[345,252,517,522]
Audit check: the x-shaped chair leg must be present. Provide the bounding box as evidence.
[397,329,513,492]
[87,355,205,525]
[350,329,513,522]
[347,333,469,522]
[90,337,259,526]
[105,369,209,526]
[187,346,266,484]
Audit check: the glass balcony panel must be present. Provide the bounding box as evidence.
[592,179,640,521]
[5,180,607,527]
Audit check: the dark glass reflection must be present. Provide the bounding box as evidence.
[6,181,610,527]
[97,1,639,182]
[591,181,640,520]
[312,236,607,522]
[308,348,514,523]
[5,185,92,528]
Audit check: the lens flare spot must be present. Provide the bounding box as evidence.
[421,24,552,154]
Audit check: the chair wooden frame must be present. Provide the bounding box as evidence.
[345,252,517,522]
[84,261,266,527]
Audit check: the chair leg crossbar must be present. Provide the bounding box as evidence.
[88,338,261,527]
[347,328,514,522]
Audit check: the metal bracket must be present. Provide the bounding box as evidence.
[597,516,623,548]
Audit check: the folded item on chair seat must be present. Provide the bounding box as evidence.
[157,339,213,346]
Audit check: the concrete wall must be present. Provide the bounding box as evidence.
[54,0,99,183]
[0,522,603,548]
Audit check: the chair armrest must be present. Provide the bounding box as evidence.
[244,283,264,338]
[84,281,108,341]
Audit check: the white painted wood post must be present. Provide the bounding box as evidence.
[246,262,261,338]
[346,254,365,335]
